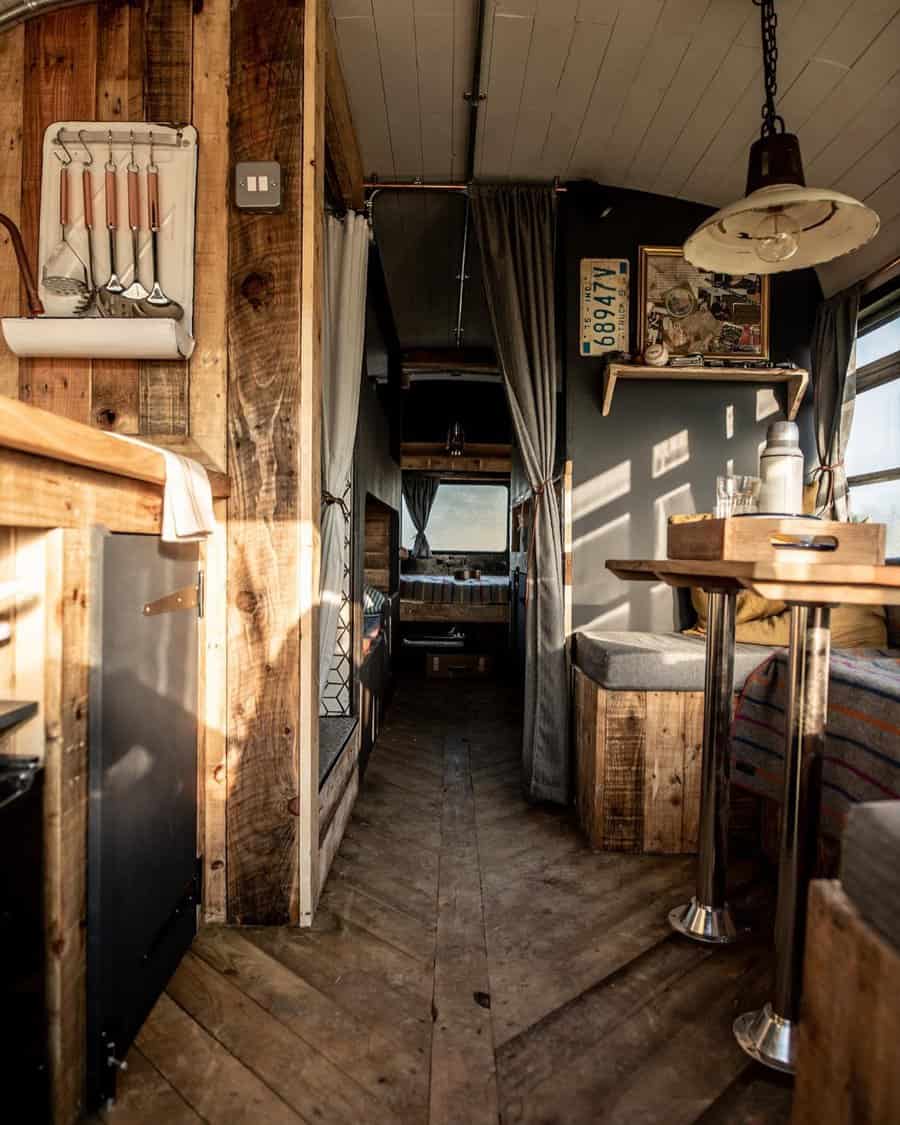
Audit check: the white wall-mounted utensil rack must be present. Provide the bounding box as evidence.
[1,121,198,360]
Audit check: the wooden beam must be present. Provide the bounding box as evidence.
[297,0,326,926]
[399,600,509,625]
[189,0,230,468]
[227,0,308,926]
[323,11,364,211]
[401,453,512,474]
[402,347,499,374]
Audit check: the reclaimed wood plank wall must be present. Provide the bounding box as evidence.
[0,0,228,460]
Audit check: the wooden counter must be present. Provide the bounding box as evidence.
[0,395,229,1125]
[0,397,228,535]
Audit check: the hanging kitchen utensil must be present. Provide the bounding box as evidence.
[97,135,130,317]
[42,133,91,312]
[122,135,149,304]
[77,131,101,317]
[136,144,184,321]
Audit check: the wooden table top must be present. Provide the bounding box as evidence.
[606,558,900,607]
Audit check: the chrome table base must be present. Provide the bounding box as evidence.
[669,590,741,945]
[733,1003,796,1073]
[734,606,832,1075]
[669,897,738,944]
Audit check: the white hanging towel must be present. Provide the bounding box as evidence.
[112,435,217,542]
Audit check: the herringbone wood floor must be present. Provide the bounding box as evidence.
[98,675,792,1124]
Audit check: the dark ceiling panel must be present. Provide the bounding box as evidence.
[372,190,495,352]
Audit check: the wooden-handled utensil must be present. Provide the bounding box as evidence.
[122,158,149,302]
[137,160,184,320]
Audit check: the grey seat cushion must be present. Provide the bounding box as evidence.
[573,630,779,692]
[841,801,900,953]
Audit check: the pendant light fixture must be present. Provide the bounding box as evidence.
[684,0,879,274]
[446,421,466,457]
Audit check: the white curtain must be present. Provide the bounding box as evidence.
[319,212,370,704]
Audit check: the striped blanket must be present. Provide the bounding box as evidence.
[400,574,510,605]
[732,648,900,837]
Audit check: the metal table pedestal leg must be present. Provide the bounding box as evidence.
[669,589,739,944]
[734,605,831,1073]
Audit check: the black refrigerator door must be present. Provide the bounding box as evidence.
[87,531,200,1109]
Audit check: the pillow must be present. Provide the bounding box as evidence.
[363,584,387,614]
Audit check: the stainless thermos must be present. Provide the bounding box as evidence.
[758,420,804,515]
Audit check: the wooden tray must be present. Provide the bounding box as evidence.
[667,516,885,566]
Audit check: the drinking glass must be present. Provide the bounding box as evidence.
[716,474,760,517]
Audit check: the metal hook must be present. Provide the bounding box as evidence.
[77,129,93,165]
[106,129,115,172]
[128,129,139,171]
[52,127,73,166]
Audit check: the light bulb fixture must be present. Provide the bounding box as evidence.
[446,421,465,457]
[684,0,879,275]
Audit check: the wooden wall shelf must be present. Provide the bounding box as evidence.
[602,362,809,420]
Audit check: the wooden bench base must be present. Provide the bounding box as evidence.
[573,667,702,854]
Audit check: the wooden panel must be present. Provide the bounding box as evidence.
[323,10,365,208]
[429,735,499,1125]
[370,0,422,175]
[568,1,664,178]
[400,600,509,624]
[92,0,144,435]
[793,880,900,1125]
[0,396,228,495]
[0,448,166,534]
[0,23,24,399]
[298,0,326,924]
[226,0,307,925]
[43,527,91,1125]
[140,0,193,437]
[599,689,646,853]
[642,691,686,854]
[19,5,97,425]
[475,8,534,180]
[573,666,601,845]
[199,498,228,923]
[190,0,230,467]
[681,689,704,853]
[318,767,359,895]
[330,8,394,177]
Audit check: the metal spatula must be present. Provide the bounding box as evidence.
[42,154,91,313]
[97,160,130,317]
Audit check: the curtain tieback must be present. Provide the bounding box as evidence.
[322,489,351,522]
[812,461,844,514]
[525,473,561,605]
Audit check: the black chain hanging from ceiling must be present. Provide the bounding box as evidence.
[754,0,785,137]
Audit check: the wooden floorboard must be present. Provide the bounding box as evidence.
[107,673,791,1125]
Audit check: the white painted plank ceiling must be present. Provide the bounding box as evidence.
[331,0,900,289]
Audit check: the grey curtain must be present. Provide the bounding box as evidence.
[472,184,568,805]
[812,286,861,519]
[403,475,439,558]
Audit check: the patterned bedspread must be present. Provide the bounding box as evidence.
[400,574,510,605]
[731,648,900,837]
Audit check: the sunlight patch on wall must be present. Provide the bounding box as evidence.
[574,512,632,610]
[725,403,734,440]
[654,483,696,558]
[580,598,630,632]
[756,387,781,421]
[651,429,690,479]
[573,459,631,522]
[649,581,674,629]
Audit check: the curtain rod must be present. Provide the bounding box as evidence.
[363,181,567,194]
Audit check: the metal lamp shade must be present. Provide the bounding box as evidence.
[684,182,880,275]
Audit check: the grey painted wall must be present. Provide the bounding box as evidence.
[562,183,822,634]
[356,377,401,514]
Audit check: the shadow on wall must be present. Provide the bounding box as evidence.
[563,183,822,634]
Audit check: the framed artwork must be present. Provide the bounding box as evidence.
[637,245,769,360]
[579,258,629,356]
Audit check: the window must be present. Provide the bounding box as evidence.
[846,300,900,557]
[402,483,508,552]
